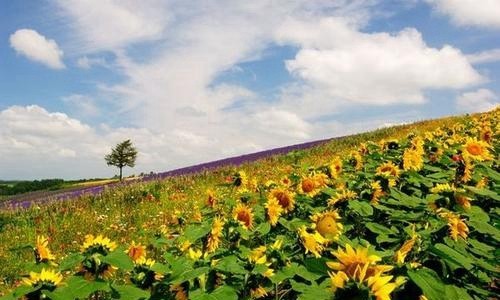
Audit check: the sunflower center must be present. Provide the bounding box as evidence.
[466,144,483,155]
[316,216,337,237]
[302,179,315,193]
[275,191,290,208]
[237,211,252,227]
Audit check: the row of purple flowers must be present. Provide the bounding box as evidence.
[1,137,333,209]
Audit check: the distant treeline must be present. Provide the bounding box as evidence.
[0,179,64,195]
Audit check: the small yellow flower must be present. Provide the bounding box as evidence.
[127,241,146,262]
[35,235,56,263]
[394,237,417,264]
[250,285,268,299]
[403,148,424,171]
[188,248,203,261]
[249,246,267,264]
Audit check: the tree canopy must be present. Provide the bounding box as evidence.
[104,139,138,180]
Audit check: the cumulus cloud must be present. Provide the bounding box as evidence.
[9,29,65,69]
[467,48,500,64]
[275,18,483,110]
[427,0,500,28]
[456,89,498,113]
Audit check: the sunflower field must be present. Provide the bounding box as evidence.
[0,109,498,300]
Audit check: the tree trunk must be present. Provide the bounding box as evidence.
[119,167,123,181]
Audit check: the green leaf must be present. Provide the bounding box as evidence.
[111,284,150,300]
[254,222,270,236]
[101,249,134,271]
[191,286,238,300]
[465,186,500,201]
[465,206,490,223]
[444,285,473,300]
[407,268,446,300]
[183,223,211,243]
[348,200,373,216]
[304,257,329,275]
[366,222,397,235]
[150,262,170,274]
[468,220,500,242]
[49,276,110,299]
[468,238,494,259]
[213,255,247,275]
[59,253,84,271]
[290,280,330,300]
[386,189,426,208]
[430,244,474,270]
[171,267,209,284]
[0,285,39,300]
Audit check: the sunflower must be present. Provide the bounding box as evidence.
[35,235,56,263]
[455,194,472,210]
[206,217,225,253]
[233,203,254,229]
[366,272,397,300]
[206,189,217,208]
[327,244,393,282]
[370,181,384,205]
[403,148,423,171]
[127,241,146,262]
[298,176,319,197]
[233,170,248,188]
[463,138,493,161]
[327,188,357,206]
[298,226,327,258]
[329,270,349,289]
[349,151,363,171]
[23,268,63,288]
[430,183,455,194]
[250,286,268,299]
[439,212,469,241]
[329,157,343,179]
[170,284,188,300]
[394,237,417,264]
[480,127,492,143]
[310,210,343,241]
[265,196,283,226]
[81,234,117,253]
[376,162,400,178]
[270,188,295,212]
[135,257,156,268]
[249,246,267,264]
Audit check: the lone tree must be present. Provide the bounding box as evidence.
[104,139,138,181]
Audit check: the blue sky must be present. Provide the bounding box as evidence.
[0,0,499,180]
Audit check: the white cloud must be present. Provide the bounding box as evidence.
[456,88,498,113]
[275,18,483,111]
[61,94,100,117]
[427,0,500,28]
[467,48,500,64]
[54,0,170,52]
[76,56,108,69]
[9,29,65,69]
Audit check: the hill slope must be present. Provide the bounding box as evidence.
[0,109,498,300]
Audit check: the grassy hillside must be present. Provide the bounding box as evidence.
[0,109,498,300]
